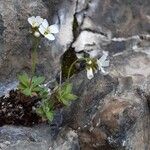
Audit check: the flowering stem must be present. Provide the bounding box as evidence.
[67,58,85,81]
[31,37,39,77]
[29,37,40,87]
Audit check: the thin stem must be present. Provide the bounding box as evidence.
[67,58,85,80]
[59,70,62,86]
[29,37,40,87]
[31,37,39,77]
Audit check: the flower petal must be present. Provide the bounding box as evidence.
[48,25,59,34]
[45,34,55,41]
[86,68,94,80]
[97,59,102,70]
[39,25,46,35]
[42,19,49,28]
[28,16,35,26]
[99,51,108,64]
[100,67,106,74]
[35,16,44,26]
[101,60,109,67]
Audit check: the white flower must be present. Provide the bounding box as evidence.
[28,16,44,28]
[76,51,109,79]
[86,67,94,80]
[97,51,109,74]
[86,60,95,80]
[39,19,59,41]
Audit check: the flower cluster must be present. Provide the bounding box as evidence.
[76,51,109,80]
[28,16,59,40]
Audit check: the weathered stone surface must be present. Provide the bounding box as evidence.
[62,34,150,149]
[0,124,52,150]
[49,127,79,150]
[62,67,150,149]
[0,0,150,149]
[0,125,79,150]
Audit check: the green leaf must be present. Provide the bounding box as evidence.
[59,93,77,106]
[18,73,30,87]
[45,111,54,122]
[36,99,54,122]
[22,88,32,96]
[32,86,42,92]
[63,83,72,94]
[36,107,45,117]
[58,83,72,99]
[57,82,77,105]
[65,93,77,101]
[32,76,45,86]
[60,97,69,106]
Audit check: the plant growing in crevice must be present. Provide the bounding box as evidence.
[17,16,78,123]
[18,73,45,96]
[36,82,77,122]
[36,99,54,122]
[37,50,109,122]
[16,15,110,124]
[67,51,109,80]
[56,83,77,106]
[18,16,58,98]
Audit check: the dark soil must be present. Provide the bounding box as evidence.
[0,90,43,126]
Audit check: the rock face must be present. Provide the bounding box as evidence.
[0,125,52,150]
[0,125,79,150]
[0,0,150,150]
[63,69,150,150]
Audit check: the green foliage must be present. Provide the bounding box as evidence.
[57,83,77,106]
[38,86,49,99]
[36,99,54,122]
[18,74,77,122]
[18,73,45,96]
[35,82,77,122]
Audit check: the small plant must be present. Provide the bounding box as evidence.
[18,73,45,96]
[36,82,77,121]
[17,16,78,123]
[36,99,54,122]
[57,83,77,106]
[18,16,58,97]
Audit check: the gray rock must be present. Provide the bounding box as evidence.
[0,0,150,149]
[0,124,52,150]
[62,66,150,149]
[63,35,150,149]
[49,127,79,150]
[0,125,79,150]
